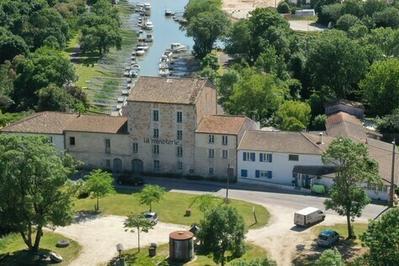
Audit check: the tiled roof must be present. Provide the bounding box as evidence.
[128,76,211,104]
[0,112,77,134]
[0,112,128,135]
[326,112,367,141]
[196,115,249,135]
[238,130,327,155]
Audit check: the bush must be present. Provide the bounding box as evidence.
[277,2,290,13]
[336,14,361,31]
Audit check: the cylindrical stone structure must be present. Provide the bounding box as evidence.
[169,230,194,262]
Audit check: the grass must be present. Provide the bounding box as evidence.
[0,232,81,265]
[312,223,369,245]
[74,191,270,229]
[111,242,269,266]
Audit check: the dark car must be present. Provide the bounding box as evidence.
[317,229,339,247]
[117,175,144,186]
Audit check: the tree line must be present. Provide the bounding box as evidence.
[0,0,122,122]
[184,0,399,133]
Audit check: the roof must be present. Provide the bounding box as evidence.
[238,130,327,155]
[326,112,367,141]
[0,112,128,135]
[196,115,249,135]
[0,112,77,135]
[295,207,321,215]
[293,165,338,176]
[169,230,193,240]
[128,76,212,104]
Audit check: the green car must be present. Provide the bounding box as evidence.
[311,184,326,194]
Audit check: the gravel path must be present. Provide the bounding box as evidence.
[54,215,186,266]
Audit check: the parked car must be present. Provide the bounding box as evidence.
[294,207,325,227]
[117,175,144,186]
[317,229,339,247]
[144,212,158,224]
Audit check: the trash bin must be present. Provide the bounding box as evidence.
[149,243,157,257]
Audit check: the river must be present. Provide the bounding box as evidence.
[128,0,194,77]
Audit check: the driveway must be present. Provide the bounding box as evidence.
[54,215,186,266]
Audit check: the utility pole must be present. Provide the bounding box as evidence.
[390,139,396,207]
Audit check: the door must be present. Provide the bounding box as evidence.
[131,159,143,175]
[113,158,123,172]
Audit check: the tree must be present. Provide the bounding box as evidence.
[186,9,230,58]
[373,7,399,28]
[138,185,166,212]
[360,58,399,116]
[85,169,115,212]
[322,138,380,239]
[37,84,77,111]
[198,205,246,266]
[361,208,399,265]
[275,101,311,131]
[190,194,220,214]
[0,135,76,251]
[277,2,290,14]
[224,68,286,124]
[315,249,344,266]
[231,258,276,266]
[336,14,361,31]
[377,108,399,137]
[318,4,343,25]
[0,27,28,64]
[124,213,154,252]
[305,30,369,99]
[184,0,222,23]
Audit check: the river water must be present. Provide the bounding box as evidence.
[128,0,194,77]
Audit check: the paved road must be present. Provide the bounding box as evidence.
[142,176,387,220]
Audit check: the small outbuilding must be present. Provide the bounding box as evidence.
[169,230,194,262]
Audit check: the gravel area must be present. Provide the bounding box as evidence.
[54,215,186,266]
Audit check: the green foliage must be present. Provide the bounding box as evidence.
[360,58,399,116]
[0,135,76,251]
[305,30,369,99]
[336,14,361,31]
[139,185,166,212]
[224,68,286,124]
[200,52,219,82]
[85,169,115,211]
[37,84,77,112]
[364,27,399,57]
[277,2,290,14]
[318,4,343,25]
[315,249,345,266]
[198,205,246,266]
[275,100,311,131]
[231,257,277,266]
[0,111,30,127]
[322,138,380,239]
[124,213,154,252]
[373,7,399,28]
[217,69,240,103]
[0,27,28,64]
[361,208,399,265]
[184,0,222,23]
[190,194,220,213]
[311,114,327,131]
[377,108,399,134]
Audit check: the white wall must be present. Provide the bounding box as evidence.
[237,149,323,185]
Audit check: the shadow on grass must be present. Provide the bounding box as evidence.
[73,210,101,223]
[0,248,59,265]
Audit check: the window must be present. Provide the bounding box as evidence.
[178,161,183,170]
[222,135,228,145]
[259,153,272,162]
[132,142,138,153]
[177,146,183,157]
[49,136,53,143]
[153,128,159,138]
[208,134,214,144]
[222,150,228,159]
[105,139,111,154]
[105,159,111,169]
[176,111,182,123]
[255,170,273,179]
[153,160,160,170]
[208,149,215,158]
[241,169,248,177]
[209,168,214,175]
[153,144,159,154]
[152,110,159,121]
[289,154,299,161]
[69,136,75,146]
[177,130,183,140]
[243,152,255,161]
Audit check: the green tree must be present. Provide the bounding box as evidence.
[373,7,399,28]
[124,213,154,252]
[275,100,311,131]
[336,14,361,31]
[360,58,399,116]
[218,69,240,103]
[225,68,286,124]
[361,208,399,265]
[306,30,369,99]
[322,138,380,239]
[277,2,290,14]
[315,249,344,266]
[377,108,399,135]
[0,27,28,63]
[139,185,166,212]
[198,205,246,266]
[318,4,343,25]
[184,0,222,23]
[190,194,220,214]
[37,84,77,111]
[0,135,76,251]
[85,169,115,212]
[186,9,230,58]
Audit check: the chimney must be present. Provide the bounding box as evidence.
[319,132,324,145]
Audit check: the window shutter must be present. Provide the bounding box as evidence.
[251,153,255,161]
[255,170,260,178]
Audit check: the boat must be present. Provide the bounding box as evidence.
[144,21,153,30]
[131,63,140,69]
[135,47,145,56]
[159,62,169,69]
[121,89,131,96]
[165,9,175,16]
[159,69,170,77]
[138,43,149,51]
[145,34,153,42]
[144,3,151,10]
[171,43,187,53]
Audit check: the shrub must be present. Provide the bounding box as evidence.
[277,2,290,13]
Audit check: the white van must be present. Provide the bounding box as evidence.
[294,207,325,227]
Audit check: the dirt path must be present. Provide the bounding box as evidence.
[54,215,187,266]
[222,0,277,19]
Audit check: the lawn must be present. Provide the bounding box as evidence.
[312,223,369,245]
[74,191,270,229]
[111,242,269,266]
[0,232,81,265]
